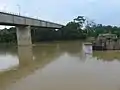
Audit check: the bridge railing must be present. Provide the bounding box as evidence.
[0,11,63,26]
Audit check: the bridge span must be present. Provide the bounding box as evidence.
[0,12,63,45]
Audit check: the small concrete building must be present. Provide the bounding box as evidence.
[92,33,120,50]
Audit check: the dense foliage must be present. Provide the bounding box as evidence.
[0,27,17,43]
[0,16,120,43]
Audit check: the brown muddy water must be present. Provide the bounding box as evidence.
[0,41,120,90]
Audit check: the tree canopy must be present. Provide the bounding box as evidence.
[0,16,120,43]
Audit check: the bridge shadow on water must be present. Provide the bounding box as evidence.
[0,44,62,90]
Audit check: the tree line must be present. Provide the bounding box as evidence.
[0,16,120,43]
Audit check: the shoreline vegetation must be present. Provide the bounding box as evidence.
[0,16,120,44]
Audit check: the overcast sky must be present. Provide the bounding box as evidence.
[0,0,120,26]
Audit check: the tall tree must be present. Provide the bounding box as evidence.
[74,16,86,29]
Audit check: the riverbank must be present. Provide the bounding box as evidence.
[0,39,86,46]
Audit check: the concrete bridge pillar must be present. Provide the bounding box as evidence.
[16,26,32,46]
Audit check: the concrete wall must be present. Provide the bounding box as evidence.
[0,12,63,29]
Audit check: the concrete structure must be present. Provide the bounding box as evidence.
[0,12,63,45]
[16,26,32,45]
[92,33,120,50]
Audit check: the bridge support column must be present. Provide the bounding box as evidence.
[16,26,32,46]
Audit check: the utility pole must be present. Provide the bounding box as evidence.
[4,5,7,29]
[17,4,21,15]
[4,5,7,12]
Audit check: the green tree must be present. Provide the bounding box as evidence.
[74,16,86,29]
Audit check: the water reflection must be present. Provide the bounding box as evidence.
[93,51,120,61]
[18,46,33,66]
[0,46,18,72]
[1,41,120,90]
[0,55,18,72]
[0,44,62,90]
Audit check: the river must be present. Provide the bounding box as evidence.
[0,41,120,90]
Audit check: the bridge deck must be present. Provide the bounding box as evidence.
[0,12,63,28]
